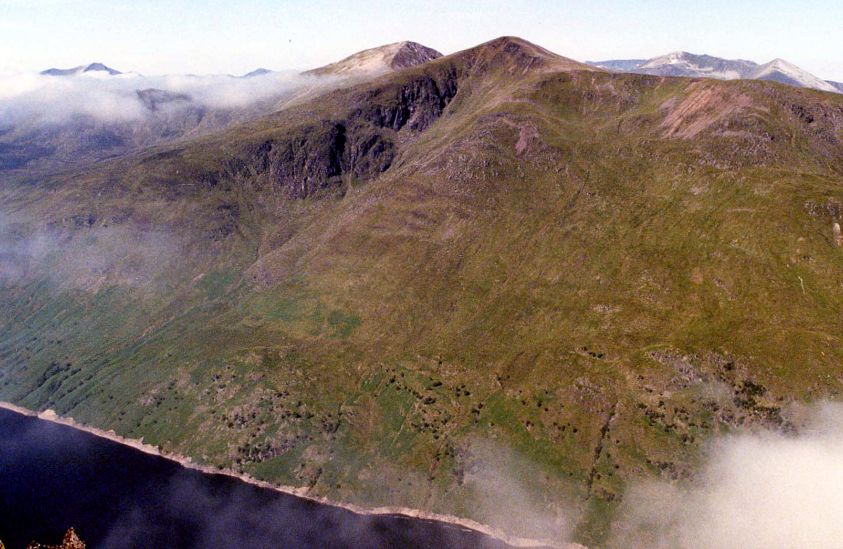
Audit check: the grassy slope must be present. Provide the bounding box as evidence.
[2,37,843,545]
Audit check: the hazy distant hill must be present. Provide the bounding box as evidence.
[825,79,843,92]
[590,51,841,93]
[41,62,122,76]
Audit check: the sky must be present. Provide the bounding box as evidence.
[1,0,842,81]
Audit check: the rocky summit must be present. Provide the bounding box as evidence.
[307,40,443,76]
[2,36,843,546]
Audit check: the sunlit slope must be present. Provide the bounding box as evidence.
[2,37,843,545]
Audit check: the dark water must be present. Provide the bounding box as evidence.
[0,408,510,549]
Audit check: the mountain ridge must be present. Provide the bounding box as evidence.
[40,62,122,76]
[306,40,443,76]
[589,51,840,93]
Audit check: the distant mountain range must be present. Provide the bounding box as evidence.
[42,48,842,96]
[589,51,841,93]
[39,41,443,81]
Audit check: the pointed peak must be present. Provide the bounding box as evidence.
[456,36,595,73]
[242,68,273,78]
[761,58,796,70]
[750,58,839,93]
[84,62,121,75]
[307,41,442,77]
[389,41,442,70]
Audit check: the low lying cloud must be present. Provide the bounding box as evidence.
[0,69,325,125]
[0,211,183,292]
[610,403,843,549]
[459,438,578,544]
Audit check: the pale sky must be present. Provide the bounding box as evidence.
[1,0,842,81]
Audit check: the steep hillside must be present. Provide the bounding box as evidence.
[2,36,843,546]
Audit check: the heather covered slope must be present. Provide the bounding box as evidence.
[2,37,843,545]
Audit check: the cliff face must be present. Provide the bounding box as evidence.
[219,66,459,198]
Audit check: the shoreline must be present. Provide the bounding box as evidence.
[0,401,577,549]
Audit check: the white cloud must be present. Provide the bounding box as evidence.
[611,403,843,549]
[0,69,326,125]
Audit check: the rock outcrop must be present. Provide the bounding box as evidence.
[223,65,459,198]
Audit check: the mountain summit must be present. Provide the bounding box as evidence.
[639,51,757,79]
[308,40,442,76]
[750,58,839,93]
[41,62,122,76]
[460,35,599,74]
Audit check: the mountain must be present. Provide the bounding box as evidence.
[640,51,758,79]
[2,36,843,546]
[590,51,840,93]
[749,58,840,93]
[307,40,443,76]
[829,80,843,92]
[41,63,122,76]
[241,68,273,78]
[587,58,646,72]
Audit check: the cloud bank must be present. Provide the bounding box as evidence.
[610,403,843,549]
[0,210,184,292]
[460,438,578,543]
[0,69,324,125]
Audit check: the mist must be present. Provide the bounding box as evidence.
[459,438,578,543]
[610,402,843,549]
[0,210,184,292]
[0,69,327,126]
